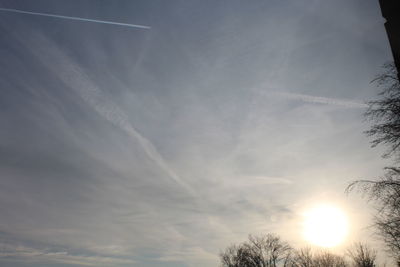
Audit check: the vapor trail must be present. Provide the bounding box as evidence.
[25,33,194,196]
[0,7,151,29]
[270,92,367,108]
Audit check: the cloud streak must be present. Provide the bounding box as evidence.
[0,243,135,266]
[269,92,368,108]
[26,32,194,195]
[0,7,151,29]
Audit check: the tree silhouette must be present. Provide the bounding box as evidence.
[219,233,383,266]
[288,248,347,267]
[364,62,400,159]
[348,167,400,261]
[290,247,314,267]
[347,243,377,267]
[311,251,347,267]
[348,61,400,263]
[220,234,292,267]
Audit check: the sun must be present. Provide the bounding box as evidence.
[302,204,349,247]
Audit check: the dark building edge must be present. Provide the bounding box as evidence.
[379,0,400,79]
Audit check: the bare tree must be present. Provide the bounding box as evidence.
[312,250,348,267]
[348,62,400,262]
[364,62,400,159]
[248,234,292,267]
[287,248,348,267]
[347,167,400,260]
[220,233,292,267]
[347,243,377,267]
[289,247,314,267]
[220,244,249,267]
[290,247,313,267]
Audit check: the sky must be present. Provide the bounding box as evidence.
[0,0,395,266]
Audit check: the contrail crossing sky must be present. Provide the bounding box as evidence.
[0,7,151,29]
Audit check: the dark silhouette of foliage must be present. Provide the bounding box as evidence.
[219,234,365,267]
[290,247,314,267]
[311,251,347,267]
[219,233,292,267]
[288,247,347,267]
[347,167,400,260]
[348,62,400,263]
[365,62,400,159]
[219,233,383,267]
[347,243,377,267]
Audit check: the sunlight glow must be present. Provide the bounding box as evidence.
[302,204,348,247]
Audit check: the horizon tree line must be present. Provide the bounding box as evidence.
[219,233,377,267]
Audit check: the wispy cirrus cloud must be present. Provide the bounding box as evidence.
[269,91,368,108]
[24,32,194,196]
[0,243,135,266]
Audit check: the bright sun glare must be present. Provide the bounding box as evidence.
[303,204,349,248]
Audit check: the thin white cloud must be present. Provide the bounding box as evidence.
[157,246,217,263]
[0,243,135,266]
[269,92,368,108]
[26,32,194,195]
[241,176,293,185]
[0,7,151,29]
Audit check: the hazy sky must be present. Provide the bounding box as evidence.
[0,0,394,266]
